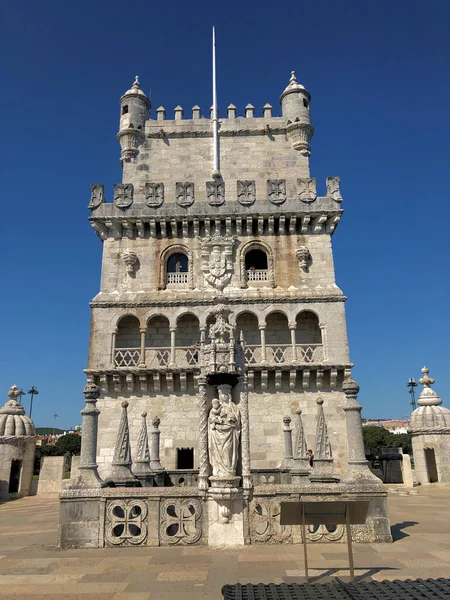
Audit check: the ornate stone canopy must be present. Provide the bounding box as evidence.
[0,386,36,437]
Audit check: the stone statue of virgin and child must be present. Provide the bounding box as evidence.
[208,384,241,478]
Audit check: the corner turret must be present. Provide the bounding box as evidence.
[117,76,150,164]
[280,71,314,156]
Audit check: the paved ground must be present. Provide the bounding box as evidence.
[0,487,450,599]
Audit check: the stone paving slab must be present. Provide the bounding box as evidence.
[1,487,450,598]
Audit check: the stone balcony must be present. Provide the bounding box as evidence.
[113,343,323,369]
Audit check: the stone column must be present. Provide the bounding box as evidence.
[341,378,382,484]
[282,416,294,468]
[149,416,164,472]
[198,376,209,492]
[107,400,139,486]
[259,326,267,364]
[139,328,146,368]
[70,382,103,489]
[239,377,252,494]
[169,327,176,366]
[111,329,117,366]
[289,323,297,363]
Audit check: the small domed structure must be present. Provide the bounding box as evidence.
[409,367,450,484]
[0,386,37,501]
[117,76,150,162]
[280,71,314,156]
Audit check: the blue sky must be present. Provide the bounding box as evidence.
[0,0,449,428]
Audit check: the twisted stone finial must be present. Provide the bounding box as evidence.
[342,377,360,397]
[290,71,297,84]
[82,382,101,401]
[419,366,435,388]
[132,75,140,89]
[418,366,441,407]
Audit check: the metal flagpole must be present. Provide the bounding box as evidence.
[212,26,220,179]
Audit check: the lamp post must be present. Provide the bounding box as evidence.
[406,377,418,411]
[17,389,26,405]
[52,412,59,436]
[28,386,39,419]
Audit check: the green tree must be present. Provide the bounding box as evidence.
[55,434,82,456]
[40,443,64,456]
[389,432,412,455]
[362,426,391,453]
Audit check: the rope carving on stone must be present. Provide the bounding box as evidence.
[198,377,209,491]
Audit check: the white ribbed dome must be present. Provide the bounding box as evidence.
[410,405,450,429]
[0,398,35,437]
[410,367,450,431]
[122,76,148,99]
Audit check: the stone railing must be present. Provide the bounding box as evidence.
[114,348,142,367]
[244,344,323,365]
[166,272,188,285]
[246,269,269,281]
[115,343,323,368]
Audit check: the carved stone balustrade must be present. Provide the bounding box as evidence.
[114,343,324,369]
[166,272,189,285]
[246,269,269,282]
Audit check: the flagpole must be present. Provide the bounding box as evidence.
[212,26,220,178]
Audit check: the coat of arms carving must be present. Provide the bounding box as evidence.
[237,180,256,206]
[267,179,286,204]
[145,183,164,208]
[326,177,343,202]
[200,234,235,292]
[114,183,133,209]
[206,180,225,206]
[297,178,317,203]
[88,184,105,210]
[176,182,194,207]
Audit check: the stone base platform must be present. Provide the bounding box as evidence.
[59,482,391,549]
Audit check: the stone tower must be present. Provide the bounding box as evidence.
[59,70,392,549]
[86,71,351,477]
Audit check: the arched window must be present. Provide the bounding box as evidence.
[114,315,141,367]
[166,252,188,285]
[245,249,268,281]
[303,98,309,108]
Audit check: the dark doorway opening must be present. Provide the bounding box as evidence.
[245,249,268,270]
[9,460,22,493]
[425,448,438,483]
[177,447,194,469]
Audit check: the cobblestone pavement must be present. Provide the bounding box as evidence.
[1,487,450,599]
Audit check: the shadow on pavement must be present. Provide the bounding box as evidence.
[391,521,419,541]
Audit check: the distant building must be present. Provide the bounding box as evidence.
[362,419,410,435]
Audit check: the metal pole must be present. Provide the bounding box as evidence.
[406,377,418,411]
[212,26,220,178]
[345,505,355,581]
[302,505,309,583]
[28,386,39,419]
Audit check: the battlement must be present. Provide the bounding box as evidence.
[149,102,277,122]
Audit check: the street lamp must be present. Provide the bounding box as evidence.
[52,412,59,436]
[17,389,26,405]
[27,386,39,419]
[406,377,418,411]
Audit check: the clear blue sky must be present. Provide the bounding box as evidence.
[1,1,449,428]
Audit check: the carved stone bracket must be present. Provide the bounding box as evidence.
[122,250,138,276]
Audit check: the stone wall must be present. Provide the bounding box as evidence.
[95,387,349,479]
[412,434,450,484]
[122,118,310,201]
[0,437,36,501]
[37,456,65,493]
